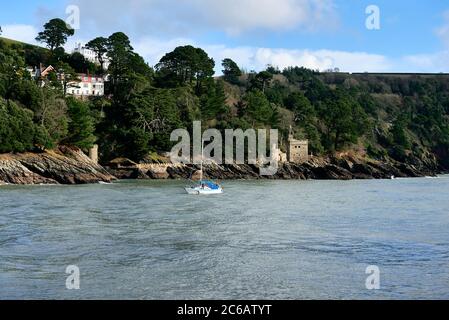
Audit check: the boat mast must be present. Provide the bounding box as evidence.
[200,140,203,182]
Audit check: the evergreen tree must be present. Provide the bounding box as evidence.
[35,18,74,52]
[200,80,228,120]
[64,97,96,149]
[85,37,109,73]
[222,58,242,85]
[243,89,277,126]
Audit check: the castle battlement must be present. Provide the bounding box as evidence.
[287,127,309,163]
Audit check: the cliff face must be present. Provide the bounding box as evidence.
[0,146,116,185]
[106,154,440,181]
[0,147,442,185]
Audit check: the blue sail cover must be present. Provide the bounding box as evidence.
[200,180,220,190]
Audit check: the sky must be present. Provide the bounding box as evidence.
[2,0,449,74]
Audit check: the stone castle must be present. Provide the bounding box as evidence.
[277,127,309,164]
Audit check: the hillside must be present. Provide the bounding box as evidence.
[0,37,25,46]
[217,69,449,172]
[1,24,449,179]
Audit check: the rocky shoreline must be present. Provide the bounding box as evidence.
[1,147,445,185]
[0,146,115,185]
[105,154,443,181]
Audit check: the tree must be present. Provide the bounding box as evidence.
[266,64,281,74]
[8,79,43,113]
[125,126,152,161]
[391,115,411,150]
[51,47,67,63]
[24,45,51,69]
[55,62,80,96]
[194,48,215,93]
[67,52,96,74]
[35,18,75,52]
[200,80,228,120]
[33,125,54,150]
[242,89,276,125]
[319,89,369,151]
[86,37,108,73]
[36,88,68,144]
[251,71,273,93]
[129,88,181,152]
[222,58,242,85]
[155,45,215,91]
[0,46,26,99]
[284,92,314,123]
[64,97,96,149]
[106,32,151,98]
[0,98,39,152]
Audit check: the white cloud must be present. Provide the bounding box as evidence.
[132,37,392,73]
[69,0,338,36]
[436,10,449,48]
[3,22,389,74]
[400,10,449,73]
[195,0,338,35]
[4,21,449,74]
[402,51,449,73]
[251,48,390,72]
[133,37,196,67]
[1,24,39,44]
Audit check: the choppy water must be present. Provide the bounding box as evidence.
[1,177,449,300]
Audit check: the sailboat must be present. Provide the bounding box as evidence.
[185,141,224,195]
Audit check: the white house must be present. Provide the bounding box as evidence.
[73,42,110,70]
[67,74,105,98]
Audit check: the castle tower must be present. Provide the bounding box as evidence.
[287,126,309,163]
[89,144,99,164]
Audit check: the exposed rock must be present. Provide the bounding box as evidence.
[107,157,138,169]
[3,148,439,185]
[132,169,150,180]
[141,164,171,179]
[104,153,440,181]
[0,157,57,185]
[0,146,116,185]
[106,168,135,180]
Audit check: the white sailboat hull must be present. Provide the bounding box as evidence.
[185,141,223,195]
[185,186,224,195]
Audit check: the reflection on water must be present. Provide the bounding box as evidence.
[1,177,449,299]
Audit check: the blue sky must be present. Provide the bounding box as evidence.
[2,0,449,73]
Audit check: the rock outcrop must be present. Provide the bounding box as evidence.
[0,146,116,185]
[105,154,440,181]
[1,148,441,185]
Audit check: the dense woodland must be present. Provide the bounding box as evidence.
[1,18,449,168]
